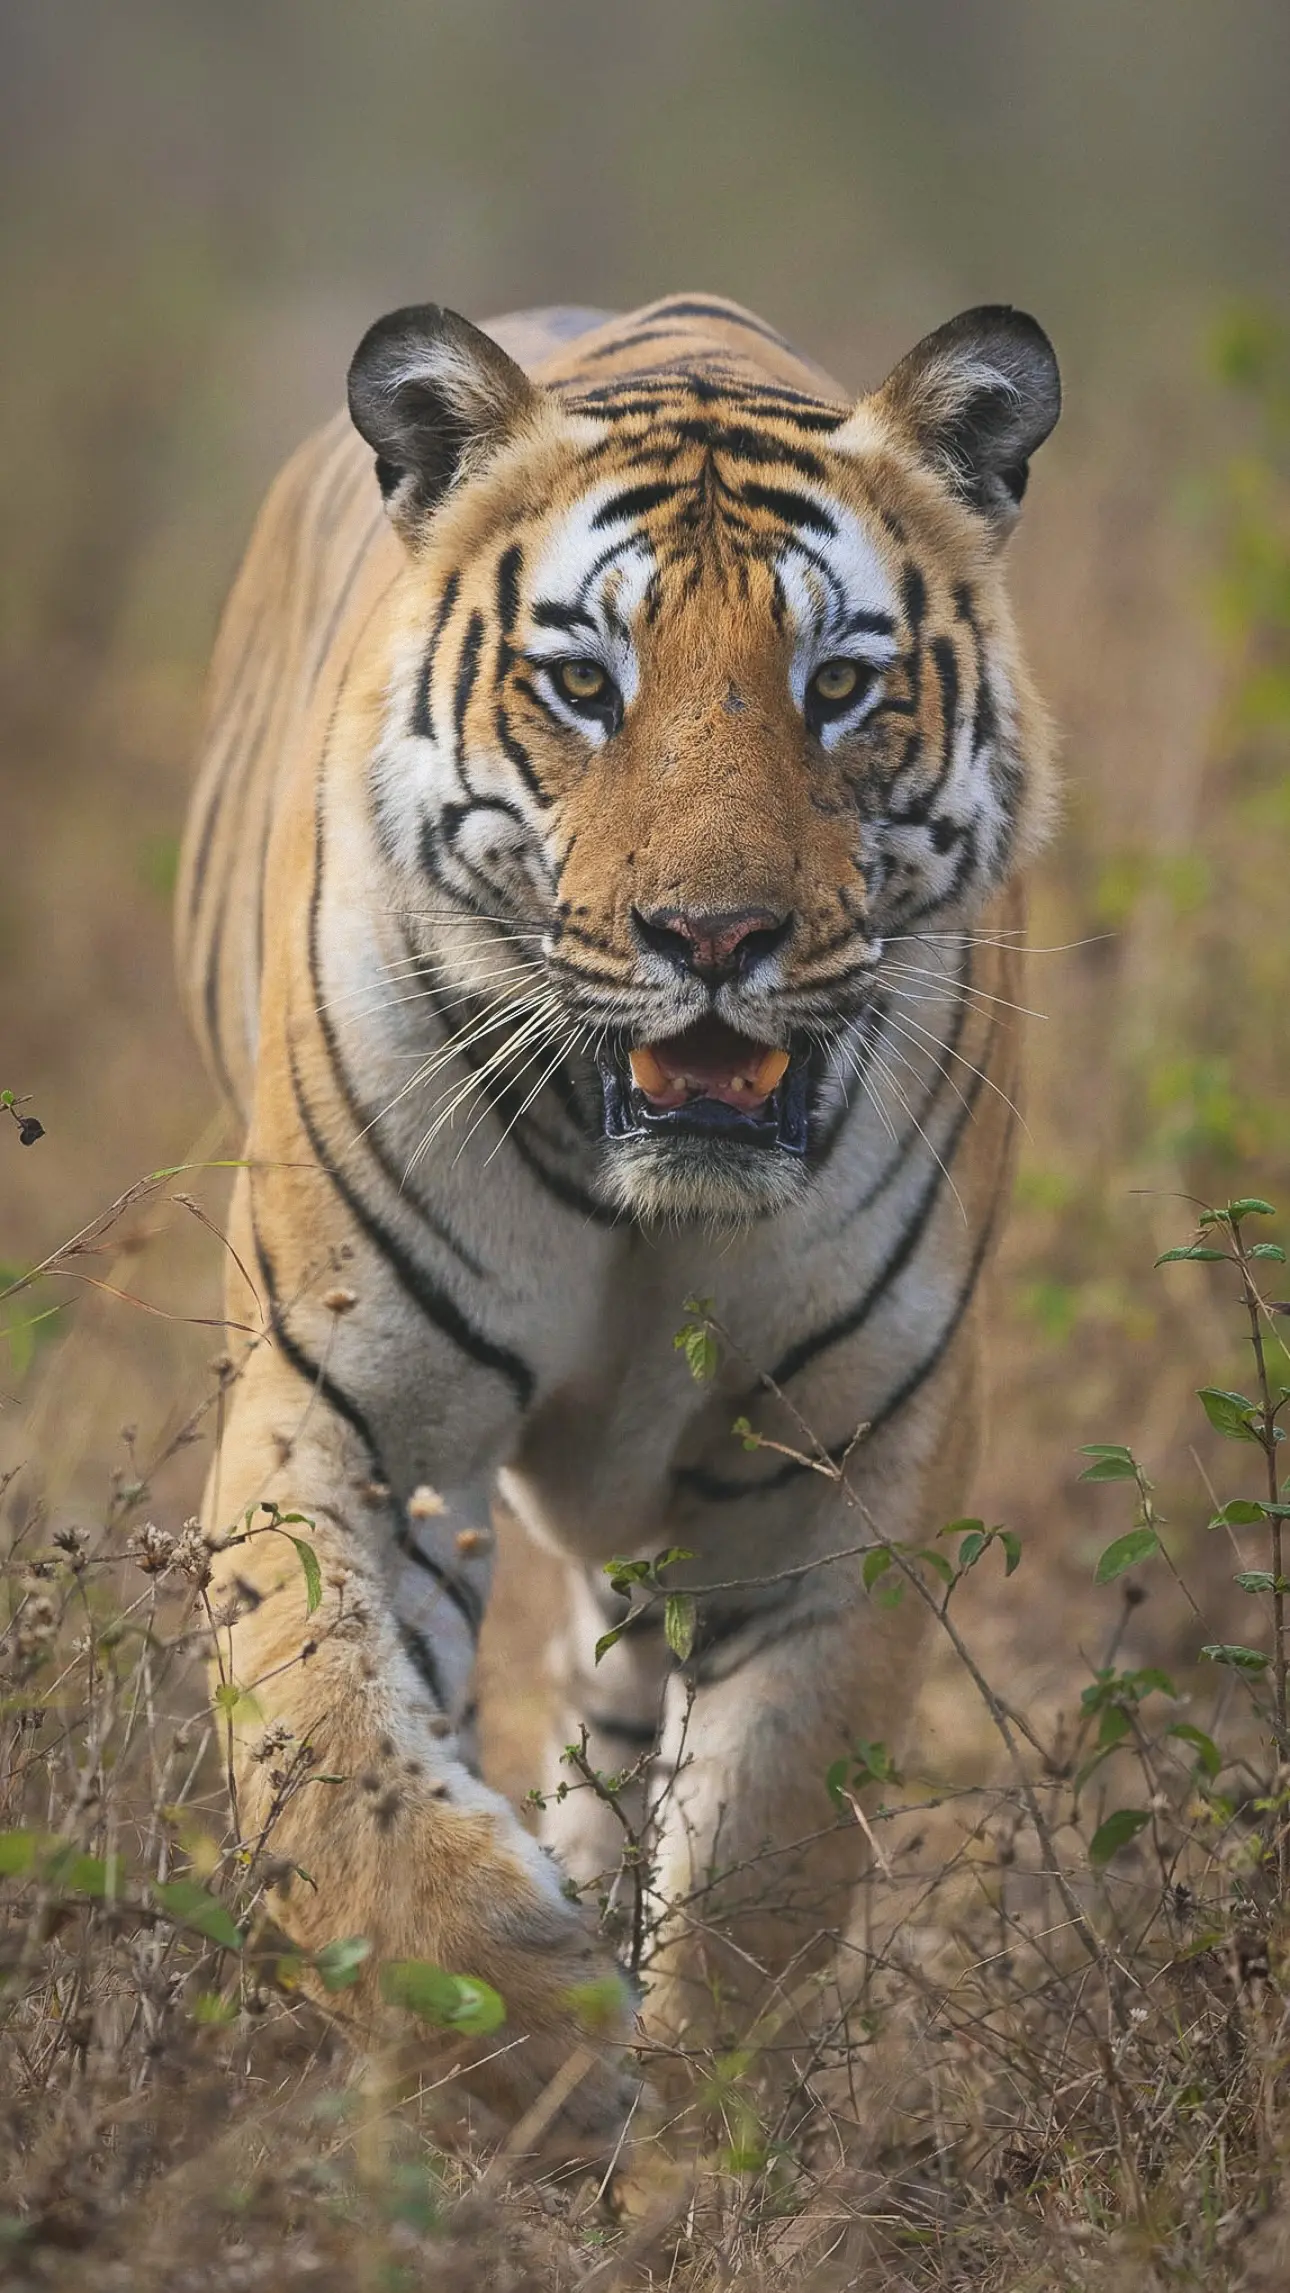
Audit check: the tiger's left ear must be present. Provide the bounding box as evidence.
[347,302,543,540]
[867,306,1061,534]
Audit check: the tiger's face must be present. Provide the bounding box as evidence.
[350,300,1059,1222]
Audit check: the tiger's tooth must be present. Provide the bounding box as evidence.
[751,1048,790,1095]
[628,1046,670,1096]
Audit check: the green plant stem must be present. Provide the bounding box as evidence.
[1231,1215,1289,1885]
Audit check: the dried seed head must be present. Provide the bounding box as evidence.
[407,1485,445,1520]
[455,1526,492,1557]
[173,1524,214,1589]
[322,1286,358,1315]
[129,1523,175,1576]
[251,1720,294,1764]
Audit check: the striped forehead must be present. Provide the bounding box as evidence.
[523,469,901,680]
[520,477,656,704]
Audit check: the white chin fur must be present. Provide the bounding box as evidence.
[599,1137,811,1228]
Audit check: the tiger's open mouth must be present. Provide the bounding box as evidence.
[598,1016,810,1152]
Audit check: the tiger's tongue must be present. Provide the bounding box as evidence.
[628,1018,790,1112]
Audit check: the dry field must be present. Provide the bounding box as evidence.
[2,311,1290,2289]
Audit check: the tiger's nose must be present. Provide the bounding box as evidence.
[632,905,794,983]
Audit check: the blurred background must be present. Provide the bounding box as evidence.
[3,0,1289,1773]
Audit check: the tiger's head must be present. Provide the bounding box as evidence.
[348,297,1059,1223]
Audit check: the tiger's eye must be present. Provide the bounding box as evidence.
[811,660,861,704]
[557,659,608,703]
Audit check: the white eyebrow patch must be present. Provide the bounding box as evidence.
[523,481,656,707]
[778,500,902,713]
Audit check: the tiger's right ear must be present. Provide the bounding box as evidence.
[347,303,541,539]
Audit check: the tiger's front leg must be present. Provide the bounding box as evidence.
[204,1335,639,2152]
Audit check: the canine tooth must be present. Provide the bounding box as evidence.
[751,1048,790,1095]
[628,1046,670,1096]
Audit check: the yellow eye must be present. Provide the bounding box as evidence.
[811,659,861,705]
[556,659,608,704]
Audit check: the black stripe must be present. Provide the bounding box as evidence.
[398,1620,448,1707]
[579,325,678,363]
[902,563,927,631]
[410,571,461,742]
[417,974,620,1226]
[396,1534,485,1638]
[737,482,837,537]
[306,769,489,1281]
[834,967,971,1223]
[453,609,485,755]
[249,1193,385,1468]
[495,704,551,808]
[289,1040,535,1408]
[838,607,897,639]
[531,597,596,634]
[495,543,523,637]
[200,912,239,1109]
[933,634,960,782]
[676,1157,1007,1509]
[591,480,681,528]
[565,375,846,428]
[664,416,828,483]
[646,297,797,352]
[769,1012,997,1387]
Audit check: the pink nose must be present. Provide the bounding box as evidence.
[633,905,792,981]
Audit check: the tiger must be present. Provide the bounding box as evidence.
[176,290,1059,2149]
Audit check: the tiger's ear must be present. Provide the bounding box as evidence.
[870,306,1060,533]
[347,303,542,538]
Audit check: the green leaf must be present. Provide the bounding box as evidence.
[565,1974,629,2033]
[1249,1244,1287,1263]
[604,1564,646,1597]
[999,1530,1023,1577]
[1234,1570,1280,1593]
[1095,1527,1161,1584]
[312,1935,372,1992]
[824,1756,850,1808]
[152,1878,243,1952]
[674,1321,718,1382]
[1078,1445,1139,1481]
[1198,1388,1261,1443]
[938,1517,986,1539]
[853,1739,898,1788]
[1089,1808,1150,1866]
[1200,1642,1271,1672]
[43,1848,123,1899]
[957,1530,987,1571]
[664,1591,697,1664]
[289,1537,322,1617]
[0,1830,41,1877]
[862,1546,893,1591]
[731,1415,762,1451]
[380,1960,505,2033]
[912,1546,955,1585]
[1154,1247,1230,1265]
[1097,1705,1132,1750]
[593,1624,627,1665]
[1166,1723,1222,1779]
[1209,1499,1268,1527]
[1226,1198,1276,1219]
[1127,1667,1177,1698]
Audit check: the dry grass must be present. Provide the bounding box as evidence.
[3,314,1290,2288]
